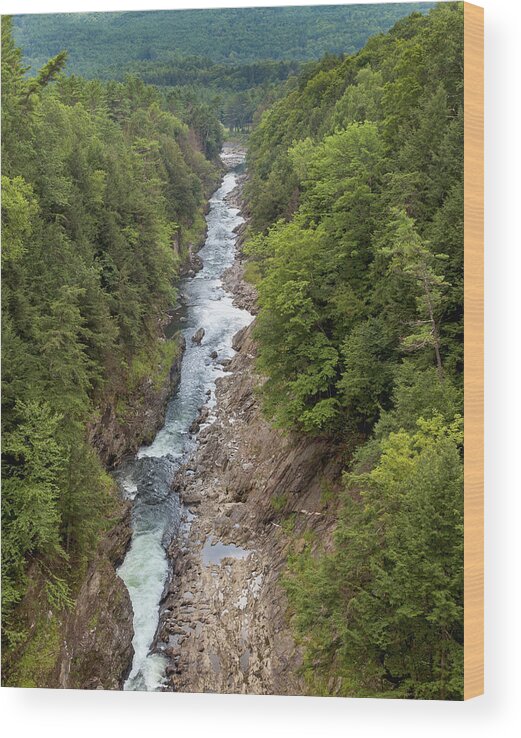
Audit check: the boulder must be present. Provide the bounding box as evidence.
[191,327,205,345]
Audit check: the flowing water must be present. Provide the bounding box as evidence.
[116,157,253,691]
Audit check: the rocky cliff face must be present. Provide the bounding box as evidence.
[154,322,344,695]
[221,179,258,315]
[52,503,133,690]
[87,338,186,468]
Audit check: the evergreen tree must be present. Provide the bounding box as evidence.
[1,20,220,669]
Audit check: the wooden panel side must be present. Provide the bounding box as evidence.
[464,1,484,701]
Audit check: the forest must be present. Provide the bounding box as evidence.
[244,2,464,698]
[13,5,432,134]
[1,15,221,674]
[2,2,463,699]
[13,5,432,73]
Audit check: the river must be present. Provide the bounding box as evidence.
[116,151,254,691]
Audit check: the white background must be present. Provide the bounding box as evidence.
[1,0,519,735]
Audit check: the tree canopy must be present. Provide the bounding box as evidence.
[13,6,433,73]
[1,16,220,665]
[244,2,464,699]
[12,5,433,133]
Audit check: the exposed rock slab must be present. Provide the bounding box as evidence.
[155,322,343,696]
[222,260,258,314]
[87,337,186,468]
[191,327,205,345]
[53,503,133,690]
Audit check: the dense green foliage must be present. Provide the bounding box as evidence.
[244,3,464,698]
[246,3,463,434]
[1,17,219,656]
[3,2,464,699]
[12,5,432,134]
[286,383,464,699]
[13,5,432,74]
[126,57,302,134]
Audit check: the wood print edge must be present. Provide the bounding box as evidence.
[463,0,484,701]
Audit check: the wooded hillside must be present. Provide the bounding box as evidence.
[244,2,464,699]
[1,16,220,679]
[13,5,433,74]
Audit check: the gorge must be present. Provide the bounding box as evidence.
[116,147,255,691]
[2,4,465,699]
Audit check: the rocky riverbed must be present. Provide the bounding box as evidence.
[153,169,344,696]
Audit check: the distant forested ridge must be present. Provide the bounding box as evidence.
[12,5,433,133]
[1,16,220,681]
[13,5,433,74]
[244,2,464,699]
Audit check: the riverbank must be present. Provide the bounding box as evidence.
[115,144,254,691]
[154,162,344,695]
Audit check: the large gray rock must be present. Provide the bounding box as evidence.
[191,327,205,345]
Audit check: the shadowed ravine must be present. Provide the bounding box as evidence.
[116,150,253,691]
